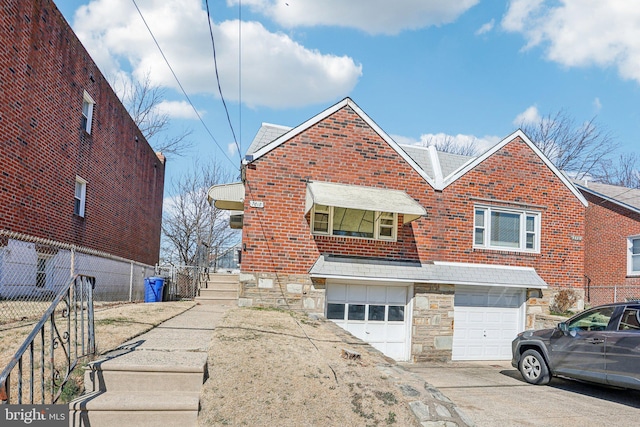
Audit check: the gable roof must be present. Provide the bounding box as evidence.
[573,180,640,214]
[244,97,437,188]
[441,129,588,207]
[242,102,587,207]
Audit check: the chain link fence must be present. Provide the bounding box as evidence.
[586,285,640,306]
[0,230,155,326]
[155,265,208,300]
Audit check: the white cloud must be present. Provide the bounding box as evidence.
[72,0,362,109]
[475,19,495,36]
[513,105,541,126]
[502,0,640,84]
[593,97,602,112]
[228,142,238,157]
[229,0,479,35]
[156,101,201,120]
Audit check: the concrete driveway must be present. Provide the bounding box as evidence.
[401,360,640,427]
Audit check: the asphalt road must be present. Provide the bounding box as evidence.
[402,360,640,427]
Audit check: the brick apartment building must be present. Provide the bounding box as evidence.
[209,98,587,362]
[574,181,640,305]
[0,0,165,296]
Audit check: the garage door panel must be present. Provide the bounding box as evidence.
[453,286,524,361]
[327,284,346,300]
[327,284,409,361]
[348,285,367,301]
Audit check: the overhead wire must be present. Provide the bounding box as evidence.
[204,0,242,162]
[130,0,238,170]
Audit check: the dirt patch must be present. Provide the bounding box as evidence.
[199,307,419,426]
[0,301,196,367]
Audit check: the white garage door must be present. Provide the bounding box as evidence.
[326,284,409,361]
[452,286,525,361]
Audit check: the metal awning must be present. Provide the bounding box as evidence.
[309,255,548,289]
[304,181,426,223]
[207,182,245,210]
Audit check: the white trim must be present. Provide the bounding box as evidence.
[473,205,541,253]
[442,129,588,207]
[82,91,95,134]
[74,176,87,217]
[246,98,437,188]
[574,183,640,215]
[629,235,640,277]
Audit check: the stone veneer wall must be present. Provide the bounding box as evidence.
[411,284,455,362]
[238,272,325,315]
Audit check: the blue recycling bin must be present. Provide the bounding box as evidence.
[144,277,165,303]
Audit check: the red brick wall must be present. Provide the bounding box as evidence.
[0,0,165,265]
[242,106,586,292]
[242,106,435,273]
[421,137,586,290]
[583,192,640,304]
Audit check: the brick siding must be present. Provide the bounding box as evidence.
[583,191,640,305]
[0,0,165,265]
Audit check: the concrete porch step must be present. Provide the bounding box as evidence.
[84,350,208,393]
[194,296,238,305]
[198,287,237,299]
[206,273,239,284]
[202,281,238,291]
[69,391,199,427]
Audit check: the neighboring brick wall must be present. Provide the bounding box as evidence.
[582,191,640,305]
[0,0,165,265]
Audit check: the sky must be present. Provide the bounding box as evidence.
[56,0,640,194]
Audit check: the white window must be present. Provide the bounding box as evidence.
[474,206,540,252]
[82,91,95,134]
[74,177,87,217]
[311,204,397,241]
[629,236,640,276]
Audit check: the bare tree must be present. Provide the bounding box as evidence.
[161,161,239,265]
[115,72,193,157]
[423,135,479,156]
[593,152,640,189]
[519,110,619,179]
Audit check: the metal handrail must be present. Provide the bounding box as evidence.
[0,274,96,404]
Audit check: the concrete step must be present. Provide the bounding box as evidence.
[199,287,237,299]
[206,274,239,284]
[194,296,238,306]
[202,281,238,291]
[84,350,208,393]
[69,391,199,427]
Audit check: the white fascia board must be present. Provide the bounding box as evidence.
[309,273,416,283]
[247,98,437,189]
[573,183,640,215]
[441,129,588,207]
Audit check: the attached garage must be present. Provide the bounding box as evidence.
[452,285,526,360]
[325,283,411,361]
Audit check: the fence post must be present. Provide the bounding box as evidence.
[614,285,618,303]
[129,261,134,302]
[70,246,76,278]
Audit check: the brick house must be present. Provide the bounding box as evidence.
[209,98,586,362]
[0,0,165,296]
[573,181,640,305]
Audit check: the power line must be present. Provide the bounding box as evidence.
[204,0,242,161]
[130,0,238,170]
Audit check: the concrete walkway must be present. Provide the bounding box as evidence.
[70,304,232,427]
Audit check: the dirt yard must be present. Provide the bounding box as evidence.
[199,307,419,427]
